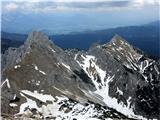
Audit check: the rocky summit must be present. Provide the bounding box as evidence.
[1,31,160,120]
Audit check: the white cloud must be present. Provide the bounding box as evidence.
[3,3,18,11]
[131,0,159,7]
[2,0,159,13]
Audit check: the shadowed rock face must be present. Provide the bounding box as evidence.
[1,31,160,119]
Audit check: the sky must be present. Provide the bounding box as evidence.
[1,0,160,34]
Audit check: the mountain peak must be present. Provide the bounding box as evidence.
[23,31,56,52]
[25,31,49,45]
[110,34,128,44]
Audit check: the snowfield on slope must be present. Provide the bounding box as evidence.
[16,90,114,120]
[75,54,146,120]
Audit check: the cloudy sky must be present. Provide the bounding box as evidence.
[1,0,160,34]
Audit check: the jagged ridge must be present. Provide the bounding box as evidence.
[1,31,160,120]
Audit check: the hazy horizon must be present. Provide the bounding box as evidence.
[1,0,159,34]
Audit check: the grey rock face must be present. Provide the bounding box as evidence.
[1,31,159,119]
[87,35,160,118]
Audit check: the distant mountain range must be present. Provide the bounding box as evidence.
[1,21,160,58]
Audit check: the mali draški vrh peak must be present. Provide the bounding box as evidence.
[1,31,160,120]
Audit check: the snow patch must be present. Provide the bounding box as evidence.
[13,94,16,100]
[34,65,38,70]
[33,64,46,75]
[9,103,18,107]
[61,63,71,70]
[1,78,11,88]
[19,93,40,114]
[119,47,123,50]
[154,65,159,74]
[21,90,55,103]
[39,70,46,75]
[126,57,138,71]
[14,65,21,69]
[74,54,78,60]
[48,46,56,53]
[116,87,123,95]
[41,90,44,92]
[36,81,40,86]
[139,60,153,74]
[112,48,115,51]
